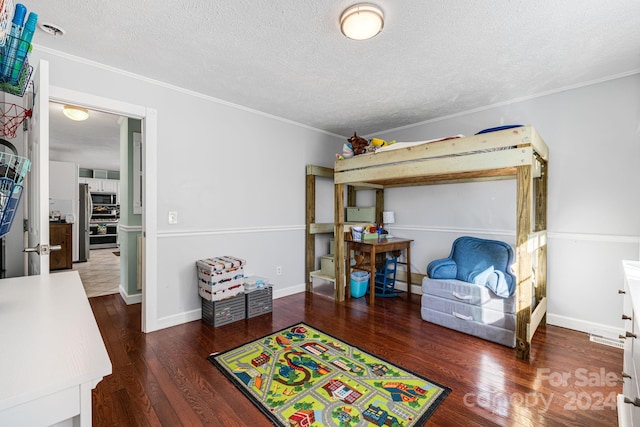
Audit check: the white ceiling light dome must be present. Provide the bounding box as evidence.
[340,3,384,41]
[63,105,89,121]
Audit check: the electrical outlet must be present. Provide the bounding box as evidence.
[168,211,178,224]
[276,266,282,276]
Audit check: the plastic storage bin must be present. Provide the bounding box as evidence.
[196,256,245,301]
[201,293,246,327]
[350,271,370,298]
[245,285,273,318]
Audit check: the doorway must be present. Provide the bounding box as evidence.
[48,85,159,333]
[49,102,125,297]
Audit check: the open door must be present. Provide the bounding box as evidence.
[24,60,50,275]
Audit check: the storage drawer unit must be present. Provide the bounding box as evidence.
[320,255,335,276]
[246,286,273,319]
[202,294,246,327]
[346,206,375,223]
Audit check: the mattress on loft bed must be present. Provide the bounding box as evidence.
[421,277,517,347]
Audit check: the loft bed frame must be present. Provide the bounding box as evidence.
[332,125,549,361]
[305,165,384,292]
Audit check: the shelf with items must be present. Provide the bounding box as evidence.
[305,164,384,296]
[0,138,30,238]
[0,4,38,98]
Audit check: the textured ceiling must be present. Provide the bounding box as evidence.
[48,103,122,172]
[22,0,640,166]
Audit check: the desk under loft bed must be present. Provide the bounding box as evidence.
[332,125,549,361]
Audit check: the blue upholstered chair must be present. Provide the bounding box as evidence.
[427,236,515,297]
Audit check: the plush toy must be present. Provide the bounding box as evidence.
[348,132,370,155]
[371,137,387,147]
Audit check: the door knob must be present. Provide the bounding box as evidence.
[23,244,61,255]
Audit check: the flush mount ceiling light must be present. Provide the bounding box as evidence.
[38,22,66,38]
[340,3,384,41]
[63,105,89,121]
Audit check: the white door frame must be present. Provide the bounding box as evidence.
[49,86,158,333]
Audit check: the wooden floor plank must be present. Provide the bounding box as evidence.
[89,291,622,426]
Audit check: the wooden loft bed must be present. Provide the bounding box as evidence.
[332,125,549,361]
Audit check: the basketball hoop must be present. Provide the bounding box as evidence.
[0,102,31,139]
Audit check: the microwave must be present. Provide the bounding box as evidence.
[91,192,117,205]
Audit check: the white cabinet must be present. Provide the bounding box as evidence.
[619,260,640,426]
[101,179,119,193]
[79,177,119,195]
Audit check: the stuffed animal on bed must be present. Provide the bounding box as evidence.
[348,132,370,155]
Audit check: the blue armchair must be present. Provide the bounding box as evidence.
[427,236,515,298]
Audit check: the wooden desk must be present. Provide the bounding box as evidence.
[0,271,112,427]
[346,237,413,305]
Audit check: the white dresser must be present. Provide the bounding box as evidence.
[619,260,640,426]
[0,271,112,426]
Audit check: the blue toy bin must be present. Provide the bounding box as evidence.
[350,271,369,298]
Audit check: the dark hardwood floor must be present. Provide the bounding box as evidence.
[89,291,623,426]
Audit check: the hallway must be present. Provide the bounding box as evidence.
[71,248,120,297]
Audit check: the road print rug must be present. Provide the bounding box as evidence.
[208,323,450,426]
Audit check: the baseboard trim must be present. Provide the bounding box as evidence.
[546,313,623,340]
[119,285,142,305]
[274,283,306,299]
[147,285,307,332]
[157,308,202,330]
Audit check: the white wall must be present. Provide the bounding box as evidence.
[372,73,640,338]
[20,49,640,339]
[25,48,343,330]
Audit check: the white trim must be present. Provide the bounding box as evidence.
[273,283,306,299]
[158,284,305,331]
[548,231,639,244]
[49,87,146,118]
[36,45,344,139]
[119,285,142,305]
[152,223,638,245]
[392,225,639,244]
[157,225,304,238]
[119,224,143,233]
[142,108,158,332]
[156,308,202,331]
[547,313,624,341]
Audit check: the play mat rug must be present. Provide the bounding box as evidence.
[209,323,450,426]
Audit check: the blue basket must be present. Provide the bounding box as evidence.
[0,149,30,238]
[350,271,369,298]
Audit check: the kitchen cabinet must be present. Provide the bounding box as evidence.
[50,223,73,270]
[79,177,120,203]
[79,177,119,194]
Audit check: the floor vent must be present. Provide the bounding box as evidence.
[590,334,625,349]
